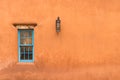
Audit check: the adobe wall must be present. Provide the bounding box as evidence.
[0,0,120,70]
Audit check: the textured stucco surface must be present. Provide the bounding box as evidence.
[0,64,120,80]
[0,0,120,79]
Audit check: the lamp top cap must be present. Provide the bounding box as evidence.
[57,17,60,20]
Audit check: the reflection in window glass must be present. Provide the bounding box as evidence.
[20,38,32,44]
[20,32,29,37]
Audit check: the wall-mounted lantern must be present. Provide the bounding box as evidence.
[56,17,61,32]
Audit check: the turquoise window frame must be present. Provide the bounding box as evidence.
[18,29,34,62]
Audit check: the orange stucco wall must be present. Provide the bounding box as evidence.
[0,0,120,69]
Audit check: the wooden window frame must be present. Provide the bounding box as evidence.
[18,29,34,62]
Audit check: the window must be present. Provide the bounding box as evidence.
[18,30,34,62]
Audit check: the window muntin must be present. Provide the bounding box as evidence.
[20,46,33,60]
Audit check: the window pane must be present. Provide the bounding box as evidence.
[29,54,32,60]
[20,39,25,44]
[29,47,32,52]
[20,47,24,52]
[20,38,32,44]
[25,46,32,52]
[20,47,32,52]
[25,53,28,60]
[25,38,29,44]
[20,32,24,38]
[20,54,24,60]
[25,47,28,52]
[20,31,29,37]
[29,31,32,37]
[29,38,32,44]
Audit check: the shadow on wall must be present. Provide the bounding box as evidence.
[34,50,96,70]
[0,58,16,70]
